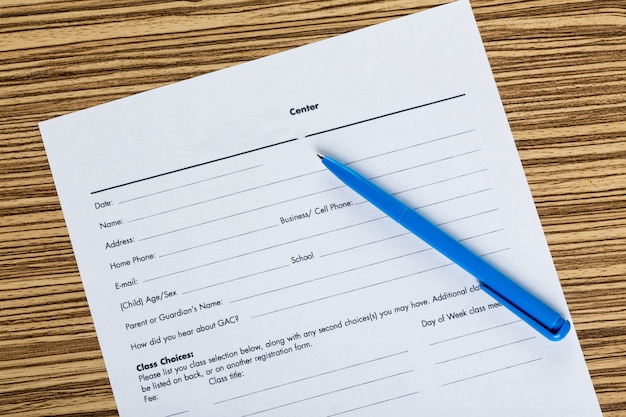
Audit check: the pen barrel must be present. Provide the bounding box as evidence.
[400,211,565,333]
[321,154,568,339]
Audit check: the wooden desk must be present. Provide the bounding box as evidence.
[1,0,624,415]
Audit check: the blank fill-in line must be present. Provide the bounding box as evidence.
[138,184,343,241]
[387,167,487,197]
[138,144,482,240]
[346,129,475,166]
[131,146,480,226]
[181,264,290,295]
[416,188,493,210]
[435,336,536,365]
[251,263,454,318]
[128,168,326,223]
[251,248,510,318]
[429,320,522,346]
[235,228,504,303]
[232,247,433,303]
[215,350,409,404]
[437,208,499,226]
[143,216,385,282]
[344,165,488,221]
[441,358,543,386]
[343,149,483,203]
[164,411,188,417]
[119,164,263,204]
[326,391,420,417]
[320,211,502,257]
[320,231,410,258]
[352,187,493,215]
[239,370,414,417]
[160,224,279,258]
[369,149,482,182]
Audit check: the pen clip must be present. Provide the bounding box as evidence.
[480,284,571,341]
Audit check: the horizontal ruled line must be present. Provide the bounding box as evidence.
[90,94,465,194]
[91,138,298,194]
[215,350,409,404]
[372,149,482,182]
[143,216,384,282]
[236,227,505,303]
[344,129,476,166]
[119,164,263,204]
[435,337,536,364]
[429,320,523,346]
[326,391,420,417]
[129,169,324,224]
[250,263,454,318]
[239,370,414,417]
[164,411,189,417]
[322,224,503,258]
[181,264,290,295]
[234,247,435,304]
[137,183,338,241]
[306,94,466,137]
[251,248,510,318]
[135,145,483,236]
[160,224,279,257]
[441,358,543,386]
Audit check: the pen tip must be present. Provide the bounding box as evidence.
[316,153,324,159]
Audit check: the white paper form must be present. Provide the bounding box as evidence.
[39,1,601,416]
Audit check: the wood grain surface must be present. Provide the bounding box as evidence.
[1,0,625,415]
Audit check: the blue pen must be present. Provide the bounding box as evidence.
[318,154,570,341]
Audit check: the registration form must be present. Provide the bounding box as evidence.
[39,1,602,415]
